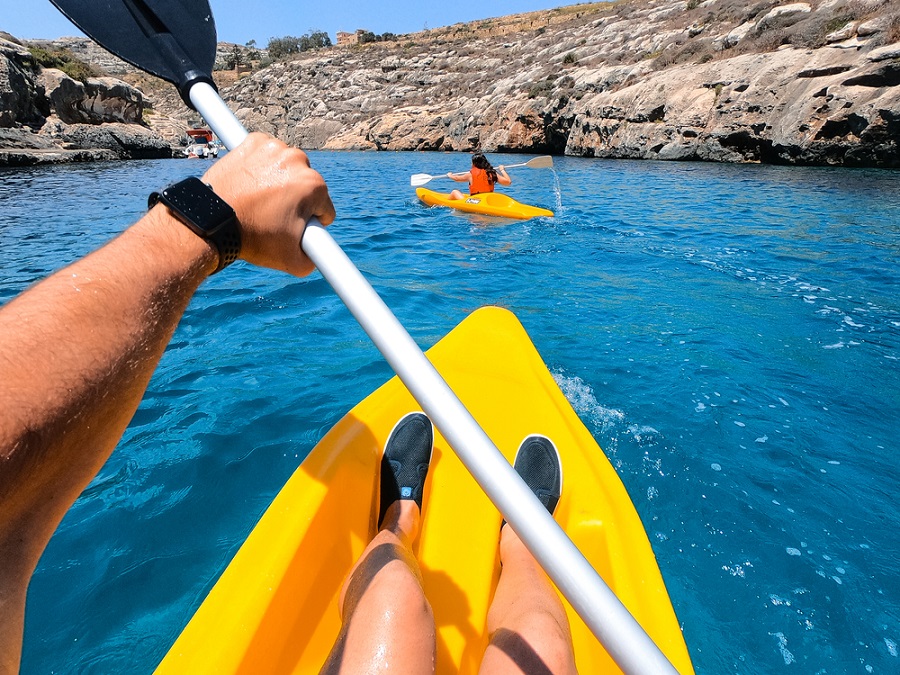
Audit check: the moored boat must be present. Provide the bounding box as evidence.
[416,187,553,220]
[183,128,219,159]
[155,307,693,674]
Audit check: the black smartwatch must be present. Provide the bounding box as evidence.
[148,177,241,273]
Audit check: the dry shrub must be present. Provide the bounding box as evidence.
[709,0,780,24]
[652,38,717,69]
[887,12,900,43]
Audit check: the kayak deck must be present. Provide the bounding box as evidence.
[416,187,553,219]
[155,307,693,674]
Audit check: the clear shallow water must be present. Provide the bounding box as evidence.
[2,152,898,674]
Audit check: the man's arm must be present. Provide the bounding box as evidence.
[0,133,335,673]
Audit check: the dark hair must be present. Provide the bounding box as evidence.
[472,152,498,185]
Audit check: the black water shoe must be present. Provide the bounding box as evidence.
[378,412,434,528]
[512,435,563,517]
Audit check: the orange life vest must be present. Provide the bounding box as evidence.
[469,167,494,195]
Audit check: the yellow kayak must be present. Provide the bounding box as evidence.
[155,307,693,674]
[416,187,554,220]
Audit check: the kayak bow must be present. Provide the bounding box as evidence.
[155,307,693,674]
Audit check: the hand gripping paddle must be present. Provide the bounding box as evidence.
[48,2,680,673]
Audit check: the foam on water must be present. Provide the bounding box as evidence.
[552,370,626,431]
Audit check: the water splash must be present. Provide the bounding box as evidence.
[552,371,624,431]
[550,168,563,212]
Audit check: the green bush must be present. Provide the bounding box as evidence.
[267,29,331,59]
[28,45,97,82]
[563,51,578,65]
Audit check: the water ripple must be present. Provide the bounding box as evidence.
[4,153,898,675]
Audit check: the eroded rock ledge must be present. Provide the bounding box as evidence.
[0,34,175,166]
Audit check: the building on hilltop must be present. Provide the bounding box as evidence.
[336,29,370,46]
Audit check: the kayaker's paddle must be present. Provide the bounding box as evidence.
[410,155,554,187]
[48,3,680,673]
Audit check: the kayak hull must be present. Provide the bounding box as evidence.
[416,187,553,219]
[155,307,692,674]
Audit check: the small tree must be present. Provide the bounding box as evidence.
[267,35,302,59]
[268,30,331,60]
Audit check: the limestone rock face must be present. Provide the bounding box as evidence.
[37,115,171,158]
[0,37,47,128]
[5,0,900,166]
[0,36,174,165]
[41,37,137,76]
[565,47,900,166]
[39,69,144,124]
[215,0,900,167]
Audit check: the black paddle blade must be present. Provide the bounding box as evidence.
[49,0,218,108]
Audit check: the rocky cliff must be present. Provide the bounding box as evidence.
[0,34,175,165]
[3,0,898,167]
[222,0,900,166]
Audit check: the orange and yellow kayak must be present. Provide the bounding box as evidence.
[155,307,693,674]
[416,187,553,220]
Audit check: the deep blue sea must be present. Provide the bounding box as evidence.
[1,151,898,674]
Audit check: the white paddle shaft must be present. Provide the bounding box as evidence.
[190,82,680,675]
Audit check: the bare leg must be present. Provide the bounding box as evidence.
[479,524,577,675]
[449,189,465,200]
[481,435,576,674]
[321,499,436,674]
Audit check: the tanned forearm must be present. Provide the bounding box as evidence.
[0,131,337,674]
[0,206,216,673]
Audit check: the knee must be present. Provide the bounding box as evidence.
[380,564,433,625]
[354,556,432,625]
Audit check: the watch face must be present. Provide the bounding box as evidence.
[162,177,235,234]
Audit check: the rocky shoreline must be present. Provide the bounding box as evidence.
[0,33,178,166]
[224,0,900,167]
[2,0,899,167]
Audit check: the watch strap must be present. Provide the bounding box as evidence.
[148,178,241,274]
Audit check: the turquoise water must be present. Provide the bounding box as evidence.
[2,152,898,673]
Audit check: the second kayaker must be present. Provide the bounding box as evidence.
[447,152,511,199]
